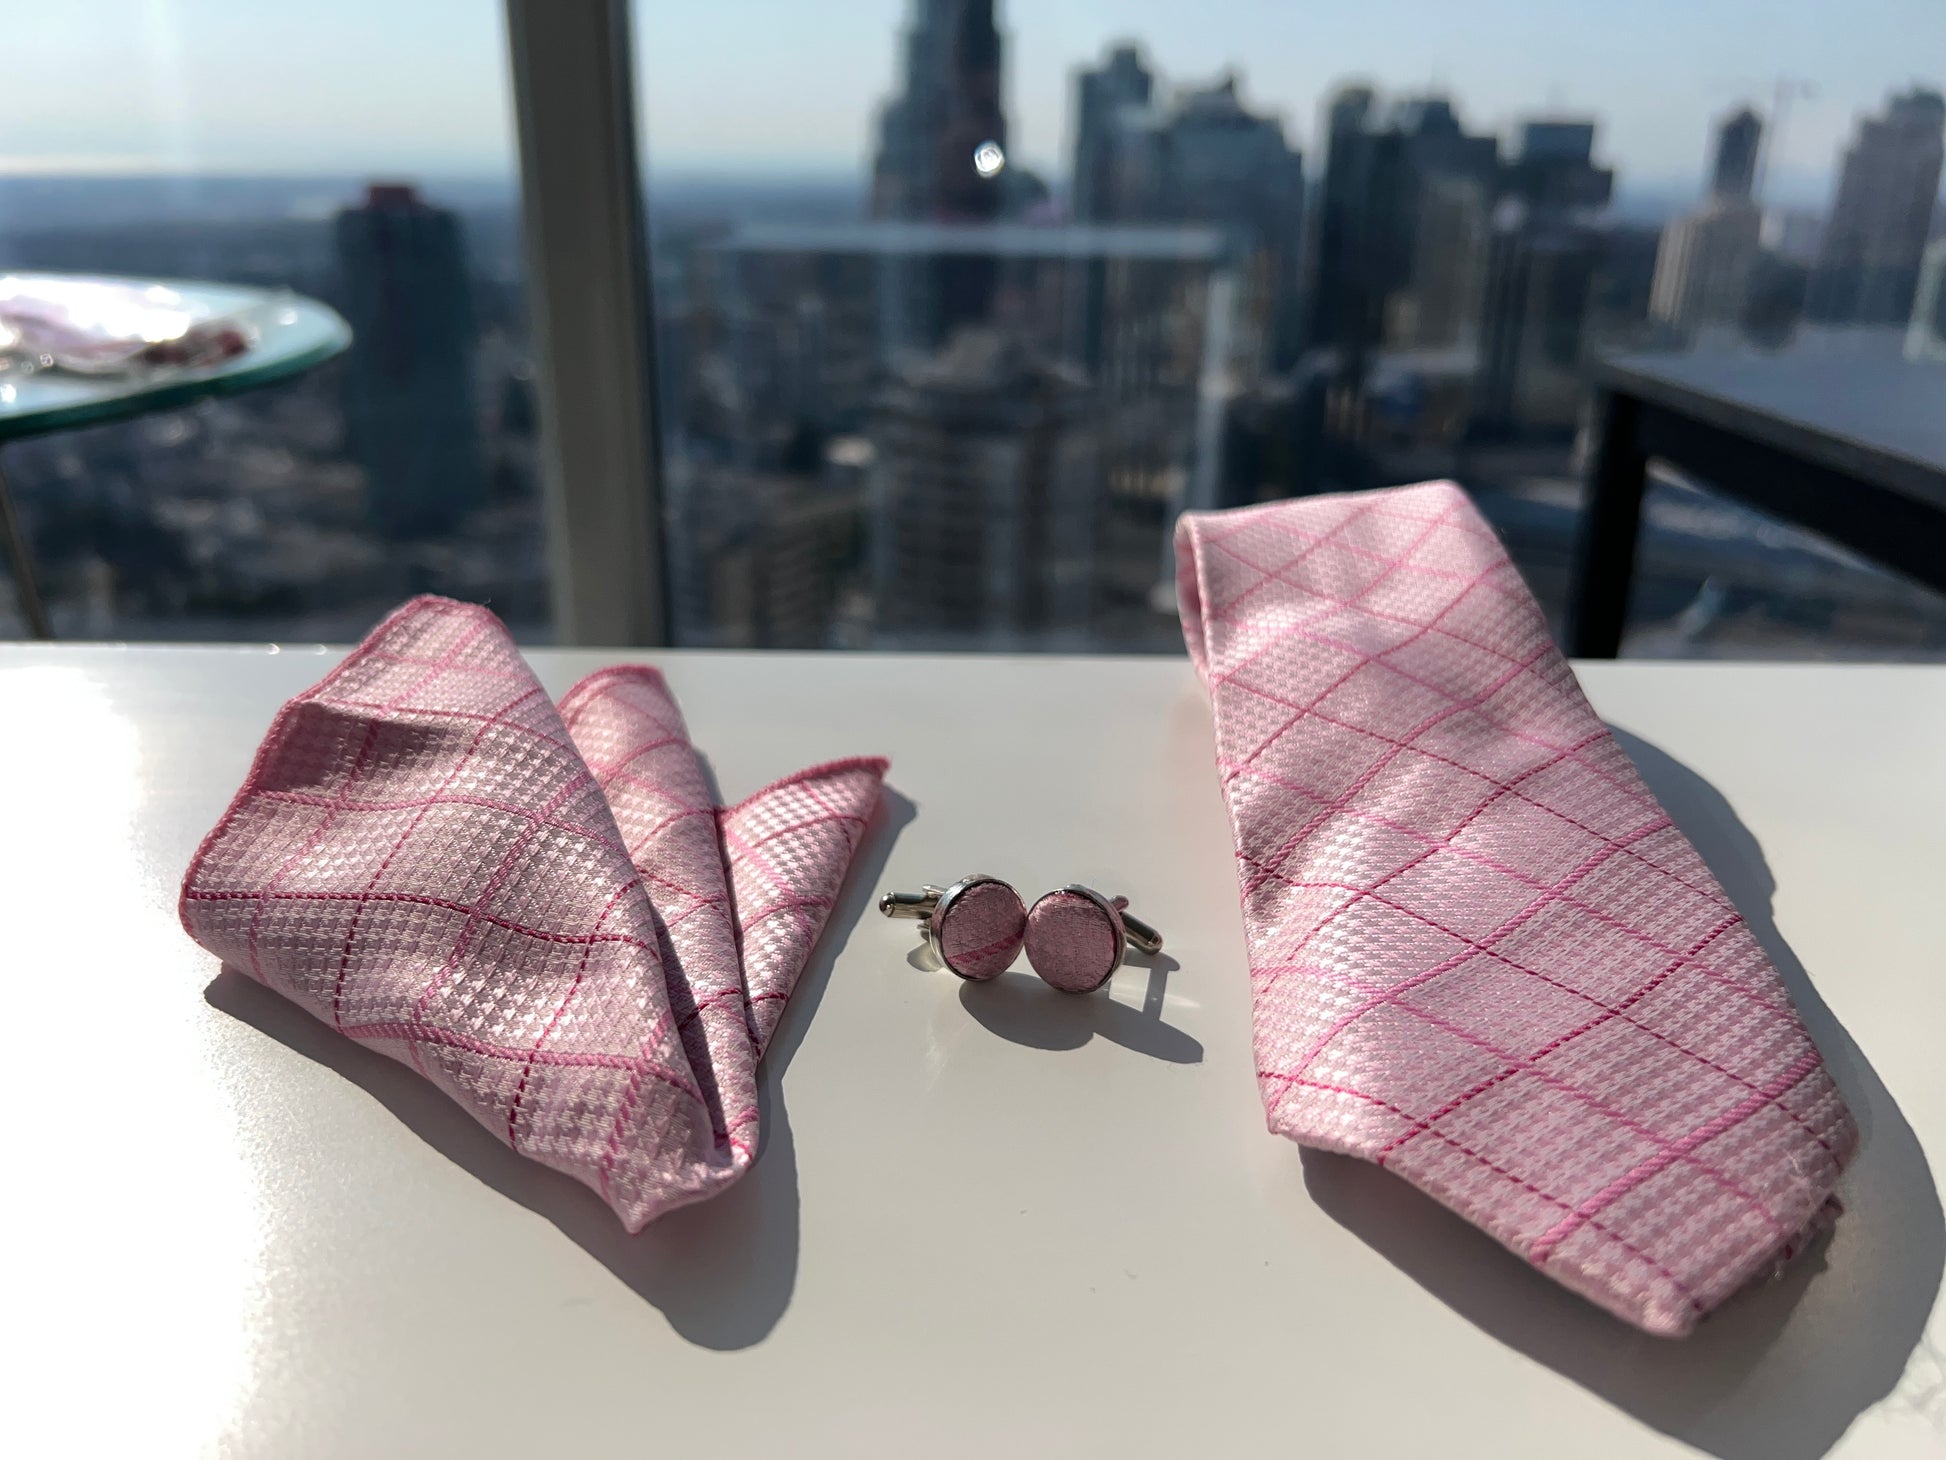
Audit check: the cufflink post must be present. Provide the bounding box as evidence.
[878,886,944,919]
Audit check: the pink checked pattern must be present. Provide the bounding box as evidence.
[180,596,886,1232]
[1177,481,1856,1336]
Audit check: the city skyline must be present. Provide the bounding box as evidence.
[3,1,1942,658]
[9,0,1943,210]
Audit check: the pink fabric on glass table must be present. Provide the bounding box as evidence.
[179,595,886,1232]
[1176,481,1856,1337]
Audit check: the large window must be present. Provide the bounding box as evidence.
[1,2,547,640]
[5,3,1943,656]
[635,0,1946,654]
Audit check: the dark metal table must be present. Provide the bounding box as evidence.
[1568,348,1946,657]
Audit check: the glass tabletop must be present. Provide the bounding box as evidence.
[0,277,351,443]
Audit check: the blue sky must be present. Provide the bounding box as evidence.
[9,0,1943,207]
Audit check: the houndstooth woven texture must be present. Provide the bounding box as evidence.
[1176,481,1856,1336]
[180,595,887,1232]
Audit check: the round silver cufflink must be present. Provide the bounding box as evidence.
[879,874,1026,981]
[1023,885,1164,994]
[881,876,1163,993]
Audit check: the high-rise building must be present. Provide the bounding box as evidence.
[1072,45,1155,223]
[1306,91,1500,358]
[1649,110,1769,337]
[666,459,866,648]
[871,1,1010,338]
[1584,222,1664,349]
[867,327,1100,644]
[1161,76,1306,366]
[1649,200,1763,335]
[1465,119,1613,435]
[1807,88,1946,324]
[1712,107,1763,201]
[871,0,1007,224]
[1386,172,1491,349]
[1304,85,1379,354]
[1069,50,1304,366]
[1501,119,1613,210]
[1476,201,1604,436]
[333,183,486,538]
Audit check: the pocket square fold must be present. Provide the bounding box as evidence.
[181,595,887,1230]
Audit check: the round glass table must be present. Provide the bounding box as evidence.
[0,277,352,638]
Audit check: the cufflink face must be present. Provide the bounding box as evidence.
[1024,886,1127,993]
[883,875,1160,989]
[931,875,1027,981]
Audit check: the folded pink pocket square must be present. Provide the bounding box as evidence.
[181,595,887,1230]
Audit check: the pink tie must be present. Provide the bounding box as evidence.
[180,596,886,1231]
[1176,481,1856,1336]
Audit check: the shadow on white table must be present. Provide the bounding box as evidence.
[1301,728,1941,1460]
[949,954,1200,1064]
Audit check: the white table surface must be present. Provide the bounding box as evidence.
[4,646,1942,1459]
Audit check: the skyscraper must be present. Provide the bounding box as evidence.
[1711,107,1763,201]
[334,183,486,538]
[1390,172,1491,348]
[666,459,866,648]
[868,327,1099,644]
[871,0,1008,224]
[1305,91,1500,358]
[871,1,1010,339]
[1649,204,1762,334]
[1472,122,1611,436]
[1476,201,1604,436]
[1304,85,1379,353]
[1649,109,1766,336]
[1471,117,1611,438]
[1501,119,1613,210]
[1072,45,1155,223]
[1807,88,1946,325]
[1069,50,1304,366]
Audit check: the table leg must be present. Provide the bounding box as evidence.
[0,452,52,640]
[1567,389,1647,659]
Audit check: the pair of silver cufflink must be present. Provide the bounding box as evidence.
[879,874,1163,994]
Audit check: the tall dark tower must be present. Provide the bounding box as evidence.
[870,1,1010,337]
[871,0,1008,224]
[934,0,1006,222]
[1711,107,1763,201]
[1306,90,1499,356]
[1304,86,1378,351]
[1071,45,1154,221]
[334,183,485,538]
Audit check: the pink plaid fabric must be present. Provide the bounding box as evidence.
[1176,481,1856,1336]
[180,596,886,1231]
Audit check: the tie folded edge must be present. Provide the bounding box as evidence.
[1175,481,1477,681]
